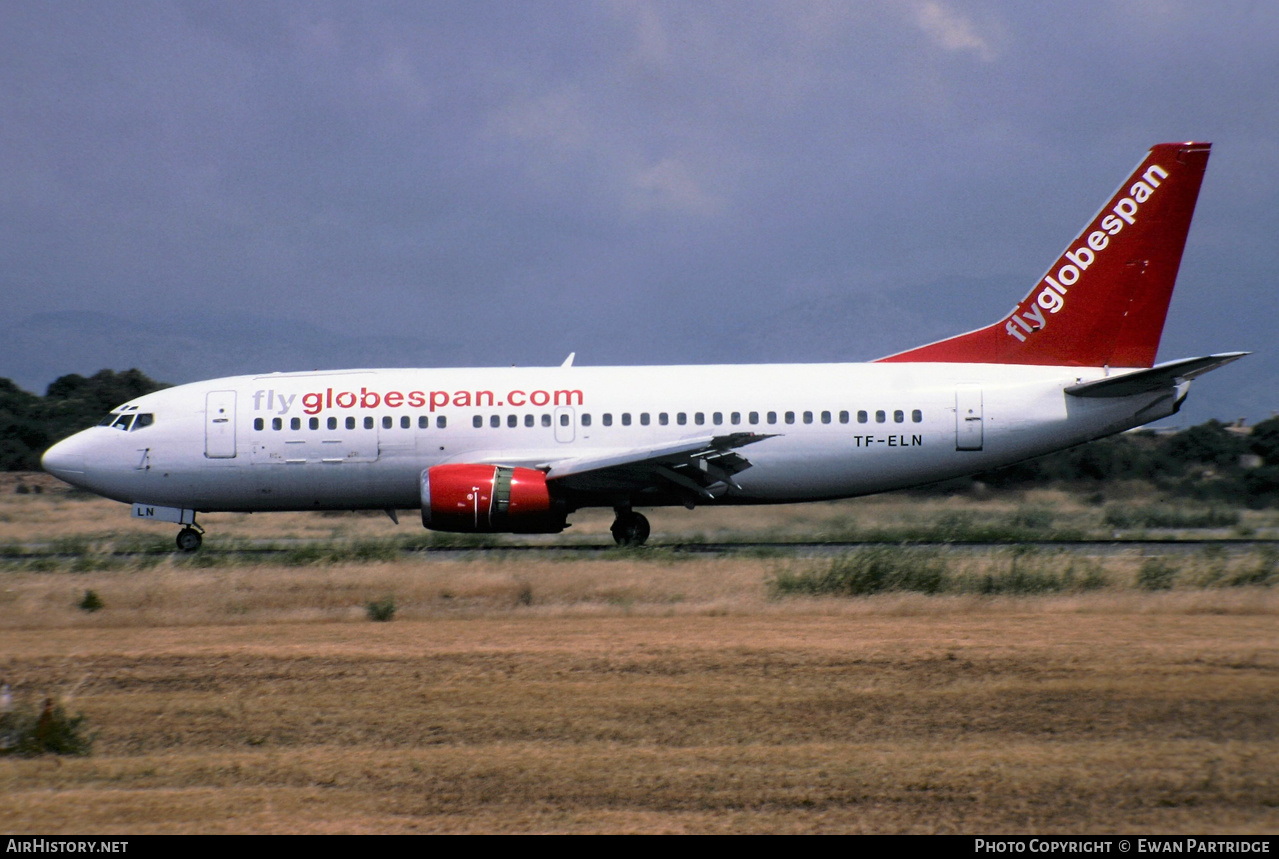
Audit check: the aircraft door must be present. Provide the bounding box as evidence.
[955,385,983,451]
[554,407,575,443]
[205,391,237,458]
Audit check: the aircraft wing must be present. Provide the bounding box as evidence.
[1064,353,1248,399]
[541,432,778,500]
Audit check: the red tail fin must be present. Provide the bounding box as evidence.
[877,142,1211,368]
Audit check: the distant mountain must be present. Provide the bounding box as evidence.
[0,311,476,394]
[1,292,1269,428]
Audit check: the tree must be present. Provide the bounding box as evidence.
[0,370,168,471]
[1249,416,1279,465]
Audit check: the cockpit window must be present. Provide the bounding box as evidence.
[98,407,153,430]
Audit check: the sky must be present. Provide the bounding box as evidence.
[2,1,1276,423]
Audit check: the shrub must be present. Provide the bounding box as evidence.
[772,548,948,596]
[1104,505,1239,530]
[366,596,396,622]
[516,583,534,606]
[1227,547,1278,587]
[0,696,93,757]
[1137,558,1177,591]
[78,589,104,612]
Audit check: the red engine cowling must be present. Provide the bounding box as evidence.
[421,464,566,533]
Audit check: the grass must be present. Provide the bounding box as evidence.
[770,545,1270,599]
[771,547,1107,597]
[2,473,1278,832]
[1,611,1276,833]
[7,473,1279,551]
[1105,505,1241,530]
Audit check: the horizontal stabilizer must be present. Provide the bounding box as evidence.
[1064,353,1248,399]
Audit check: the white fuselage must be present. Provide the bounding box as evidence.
[41,361,1180,515]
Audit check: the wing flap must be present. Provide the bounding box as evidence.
[545,432,777,497]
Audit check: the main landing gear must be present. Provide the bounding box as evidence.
[610,508,650,547]
[175,524,204,553]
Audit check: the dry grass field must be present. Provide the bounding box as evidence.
[1,473,1277,833]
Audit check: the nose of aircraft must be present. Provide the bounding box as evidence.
[41,433,88,481]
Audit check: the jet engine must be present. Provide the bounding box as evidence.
[420,464,566,533]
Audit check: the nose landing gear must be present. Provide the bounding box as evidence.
[610,508,650,547]
[175,523,204,553]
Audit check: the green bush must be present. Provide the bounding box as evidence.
[1104,505,1239,530]
[772,548,948,596]
[1227,547,1277,587]
[78,589,104,612]
[365,596,396,622]
[1137,558,1177,591]
[0,696,93,757]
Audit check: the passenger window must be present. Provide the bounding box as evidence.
[602,414,612,427]
[912,409,923,423]
[785,412,795,425]
[767,411,777,424]
[525,414,534,427]
[329,417,338,430]
[490,415,500,428]
[582,414,592,427]
[659,413,669,426]
[364,417,374,430]
[473,415,483,428]
[839,411,849,424]
[894,410,904,423]
[437,416,447,429]
[560,414,569,427]
[694,413,704,426]
[803,411,813,424]
[730,412,740,425]
[419,416,430,429]
[621,413,631,426]
[857,410,868,424]
[875,410,886,423]
[401,416,411,429]
[382,416,393,430]
[310,417,319,430]
[712,412,723,425]
[507,414,518,428]
[677,413,687,426]
[542,414,551,427]
[749,411,759,424]
[272,417,282,431]
[254,418,264,431]
[640,413,650,426]
[821,411,831,424]
[346,417,356,430]
[289,417,300,430]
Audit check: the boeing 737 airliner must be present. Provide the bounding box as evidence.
[42,142,1244,551]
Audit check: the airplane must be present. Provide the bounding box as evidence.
[41,141,1245,552]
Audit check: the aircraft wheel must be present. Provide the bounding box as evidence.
[176,527,203,553]
[611,511,650,547]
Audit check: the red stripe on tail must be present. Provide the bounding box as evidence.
[876,142,1211,368]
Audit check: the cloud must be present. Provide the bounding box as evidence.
[913,1,998,62]
[629,157,721,215]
